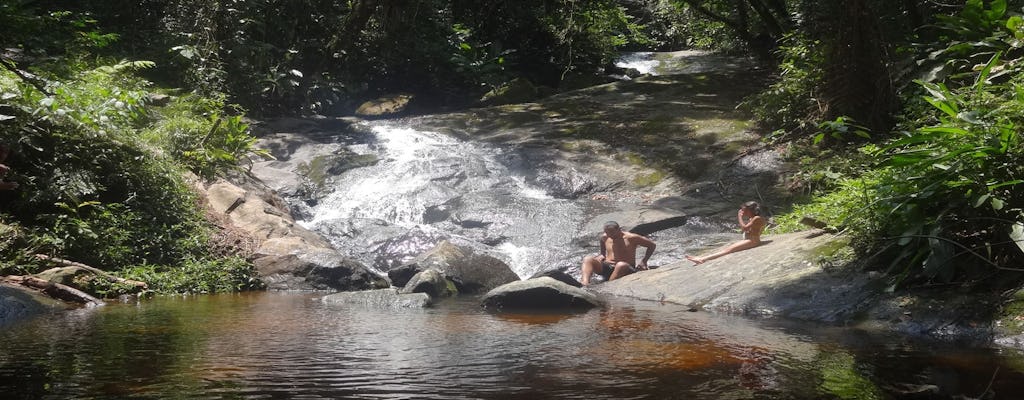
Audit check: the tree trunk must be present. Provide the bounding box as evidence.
[821,0,895,134]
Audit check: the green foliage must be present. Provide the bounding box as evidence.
[1,54,263,295]
[1,63,210,267]
[743,34,825,140]
[774,171,883,241]
[448,24,514,91]
[660,0,747,50]
[120,256,265,295]
[814,116,871,145]
[145,95,269,180]
[775,1,1024,287]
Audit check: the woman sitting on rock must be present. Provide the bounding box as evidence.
[686,201,766,265]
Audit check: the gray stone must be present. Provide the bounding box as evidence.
[481,277,602,310]
[387,264,421,288]
[529,269,582,288]
[0,283,68,326]
[322,288,431,309]
[254,253,387,291]
[405,241,520,294]
[400,269,457,298]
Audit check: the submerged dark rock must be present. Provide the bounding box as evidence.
[322,289,431,309]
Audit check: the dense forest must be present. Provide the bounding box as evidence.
[0,0,1021,296]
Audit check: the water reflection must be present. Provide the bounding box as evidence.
[1,293,1023,399]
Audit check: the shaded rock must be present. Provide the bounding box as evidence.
[529,269,582,288]
[400,269,457,298]
[559,72,615,91]
[480,78,539,106]
[578,207,688,243]
[387,264,421,288]
[0,283,69,326]
[322,288,431,309]
[254,253,387,291]
[405,241,519,294]
[481,277,602,310]
[355,93,414,118]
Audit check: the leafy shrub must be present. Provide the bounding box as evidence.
[776,0,1024,287]
[120,256,264,295]
[742,34,825,140]
[144,94,269,180]
[1,58,263,293]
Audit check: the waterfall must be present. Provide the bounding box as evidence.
[298,122,586,279]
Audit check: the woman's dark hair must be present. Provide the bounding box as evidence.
[742,201,761,216]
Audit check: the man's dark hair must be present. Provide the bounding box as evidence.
[603,221,620,230]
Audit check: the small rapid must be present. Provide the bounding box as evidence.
[298,122,589,278]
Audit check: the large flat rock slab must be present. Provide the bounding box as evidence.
[597,231,876,323]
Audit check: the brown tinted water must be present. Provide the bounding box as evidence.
[1,292,1022,399]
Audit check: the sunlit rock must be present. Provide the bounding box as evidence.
[481,277,601,310]
[355,93,414,118]
[404,241,519,294]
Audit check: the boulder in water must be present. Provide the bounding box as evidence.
[322,288,432,309]
[404,241,520,294]
[481,277,602,310]
[0,283,69,326]
[400,269,457,298]
[387,264,421,288]
[255,253,387,291]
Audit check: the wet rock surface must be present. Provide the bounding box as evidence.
[0,283,69,326]
[321,288,432,309]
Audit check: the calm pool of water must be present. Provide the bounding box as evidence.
[1,292,1022,399]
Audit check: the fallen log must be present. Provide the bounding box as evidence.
[34,254,148,290]
[2,275,105,306]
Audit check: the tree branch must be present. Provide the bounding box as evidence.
[0,57,51,96]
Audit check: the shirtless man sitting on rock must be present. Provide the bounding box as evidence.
[580,221,656,286]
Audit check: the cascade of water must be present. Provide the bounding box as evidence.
[299,122,586,278]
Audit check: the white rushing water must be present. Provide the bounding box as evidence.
[298,122,585,278]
